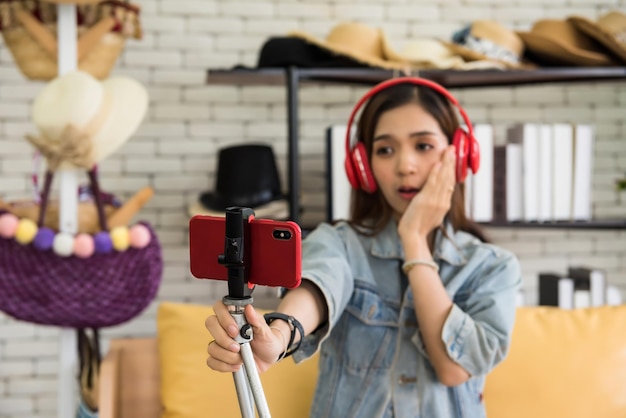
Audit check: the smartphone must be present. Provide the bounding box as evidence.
[189,215,302,289]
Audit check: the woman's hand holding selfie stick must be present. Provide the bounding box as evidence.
[204,206,308,417]
[207,302,288,373]
[207,207,273,418]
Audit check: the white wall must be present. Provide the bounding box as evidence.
[1,0,625,416]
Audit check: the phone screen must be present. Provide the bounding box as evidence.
[189,215,302,289]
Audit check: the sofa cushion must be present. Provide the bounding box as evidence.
[484,305,626,418]
[157,301,319,418]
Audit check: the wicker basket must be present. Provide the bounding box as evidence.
[0,0,142,80]
[0,169,162,328]
[0,220,162,328]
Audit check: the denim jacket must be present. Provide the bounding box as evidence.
[293,219,522,418]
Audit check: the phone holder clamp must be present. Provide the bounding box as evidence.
[218,206,271,418]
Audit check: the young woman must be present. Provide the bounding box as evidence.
[205,78,522,418]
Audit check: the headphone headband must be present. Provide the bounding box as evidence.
[344,77,475,157]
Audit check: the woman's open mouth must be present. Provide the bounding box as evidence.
[398,187,419,200]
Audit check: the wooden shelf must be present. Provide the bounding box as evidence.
[207,67,626,88]
[299,220,626,235]
[479,220,626,229]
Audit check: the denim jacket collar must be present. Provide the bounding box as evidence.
[367,219,467,266]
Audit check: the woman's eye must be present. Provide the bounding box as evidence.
[374,146,392,156]
[417,143,433,151]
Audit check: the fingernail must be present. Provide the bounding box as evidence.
[228,325,239,337]
[229,343,240,352]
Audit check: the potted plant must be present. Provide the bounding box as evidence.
[617,175,626,204]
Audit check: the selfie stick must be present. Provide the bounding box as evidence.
[218,207,271,418]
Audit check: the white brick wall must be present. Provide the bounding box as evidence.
[1,0,626,416]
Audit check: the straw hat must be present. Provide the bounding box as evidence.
[517,19,618,67]
[385,38,505,70]
[29,70,148,171]
[288,22,410,71]
[41,0,103,3]
[444,20,529,69]
[569,11,626,64]
[383,38,464,69]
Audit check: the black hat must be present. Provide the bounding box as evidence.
[257,37,370,68]
[199,144,284,211]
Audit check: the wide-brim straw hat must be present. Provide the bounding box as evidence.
[384,38,464,69]
[568,11,626,64]
[517,19,618,67]
[384,38,505,70]
[41,0,103,4]
[31,70,148,169]
[443,20,531,69]
[288,22,411,71]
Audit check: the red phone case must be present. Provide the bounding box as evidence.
[189,215,302,289]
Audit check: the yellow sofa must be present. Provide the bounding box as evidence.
[99,303,626,418]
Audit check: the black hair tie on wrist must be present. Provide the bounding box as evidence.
[263,312,304,360]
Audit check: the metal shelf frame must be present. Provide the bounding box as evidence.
[206,66,626,229]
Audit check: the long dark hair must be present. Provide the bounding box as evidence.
[347,82,489,243]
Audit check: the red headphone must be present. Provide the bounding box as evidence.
[344,77,480,194]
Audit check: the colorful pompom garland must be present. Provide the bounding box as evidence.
[0,212,151,258]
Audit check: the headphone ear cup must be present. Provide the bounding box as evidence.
[468,136,480,174]
[344,149,361,190]
[350,142,377,193]
[452,128,469,183]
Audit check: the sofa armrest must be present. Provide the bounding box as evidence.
[98,338,161,418]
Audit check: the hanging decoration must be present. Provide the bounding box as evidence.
[0,69,162,330]
[0,0,142,80]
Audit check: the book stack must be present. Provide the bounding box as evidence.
[537,266,621,309]
[324,122,597,225]
[496,123,595,224]
[464,122,596,224]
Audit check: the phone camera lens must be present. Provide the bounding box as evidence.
[273,229,291,240]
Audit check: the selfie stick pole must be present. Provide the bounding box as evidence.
[219,207,271,418]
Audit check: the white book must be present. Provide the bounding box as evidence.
[464,172,473,219]
[471,124,493,222]
[521,124,540,221]
[552,124,574,221]
[574,289,591,308]
[572,124,594,220]
[325,125,351,221]
[590,270,607,306]
[558,278,575,310]
[538,125,553,222]
[505,143,523,222]
[607,286,623,305]
[568,266,607,307]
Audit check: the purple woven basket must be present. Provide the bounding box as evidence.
[0,221,163,328]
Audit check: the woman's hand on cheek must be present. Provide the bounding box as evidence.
[398,146,456,244]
